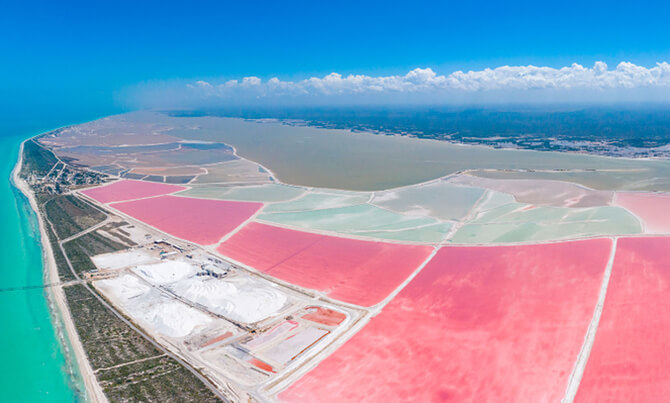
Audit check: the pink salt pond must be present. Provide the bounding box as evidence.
[614,192,670,233]
[577,237,670,402]
[217,222,433,306]
[81,179,186,203]
[280,239,613,403]
[111,195,262,245]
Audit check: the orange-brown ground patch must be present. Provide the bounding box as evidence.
[301,307,346,327]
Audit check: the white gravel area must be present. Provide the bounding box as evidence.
[132,260,197,285]
[92,250,158,270]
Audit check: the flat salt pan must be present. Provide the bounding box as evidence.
[92,250,159,270]
[132,260,197,285]
[262,327,328,365]
[169,276,287,324]
[244,321,300,350]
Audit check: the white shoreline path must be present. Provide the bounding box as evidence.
[562,237,619,402]
[12,140,108,403]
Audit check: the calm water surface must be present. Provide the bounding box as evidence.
[0,109,119,401]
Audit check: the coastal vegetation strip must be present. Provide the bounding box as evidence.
[64,284,220,402]
[63,232,127,276]
[96,355,220,403]
[20,137,225,402]
[44,195,107,239]
[21,139,58,177]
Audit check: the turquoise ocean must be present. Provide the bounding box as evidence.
[0,109,119,402]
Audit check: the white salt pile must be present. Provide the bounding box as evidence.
[92,250,158,270]
[132,260,197,285]
[169,276,287,324]
[97,273,211,338]
[96,274,150,300]
[140,302,212,338]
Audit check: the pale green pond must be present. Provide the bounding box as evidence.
[258,204,451,242]
[472,167,670,192]
[263,192,371,213]
[372,180,485,221]
[352,222,453,243]
[450,191,642,243]
[179,183,305,202]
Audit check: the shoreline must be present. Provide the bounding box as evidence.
[11,139,107,403]
[267,116,670,163]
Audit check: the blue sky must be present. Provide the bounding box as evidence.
[2,0,670,112]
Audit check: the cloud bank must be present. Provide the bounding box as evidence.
[123,62,670,108]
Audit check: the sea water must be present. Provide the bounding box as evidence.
[0,109,118,401]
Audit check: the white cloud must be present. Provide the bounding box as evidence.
[123,62,670,108]
[240,76,262,86]
[197,62,670,93]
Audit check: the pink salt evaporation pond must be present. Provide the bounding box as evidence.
[111,195,262,245]
[81,179,186,203]
[614,192,670,233]
[280,239,613,403]
[576,237,670,402]
[217,222,433,306]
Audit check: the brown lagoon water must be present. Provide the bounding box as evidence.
[128,112,670,191]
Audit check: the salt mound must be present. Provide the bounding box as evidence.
[141,301,212,338]
[97,273,212,338]
[93,250,158,270]
[170,276,287,324]
[97,274,150,300]
[133,260,197,285]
